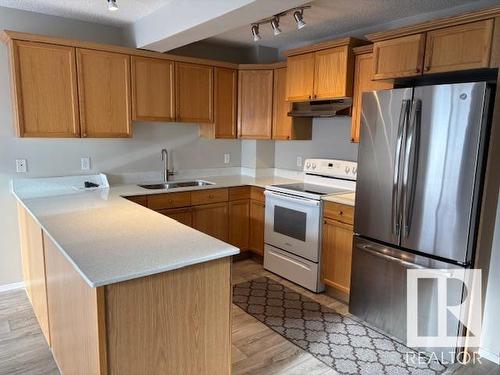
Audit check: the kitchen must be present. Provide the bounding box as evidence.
[1,0,500,374]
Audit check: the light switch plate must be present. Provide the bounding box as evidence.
[16,159,27,173]
[296,156,303,168]
[224,153,230,164]
[81,157,91,171]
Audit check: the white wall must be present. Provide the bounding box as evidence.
[0,7,241,286]
[274,117,359,170]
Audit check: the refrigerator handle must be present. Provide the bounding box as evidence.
[391,99,410,237]
[402,99,422,237]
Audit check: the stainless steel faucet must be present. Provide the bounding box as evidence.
[161,148,174,182]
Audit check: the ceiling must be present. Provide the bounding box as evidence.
[208,0,500,50]
[0,0,172,26]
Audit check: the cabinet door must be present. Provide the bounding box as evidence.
[193,202,228,242]
[12,41,80,137]
[273,67,292,140]
[77,49,131,137]
[229,199,249,250]
[214,67,237,138]
[372,34,426,80]
[285,53,314,101]
[351,52,393,143]
[238,70,273,139]
[248,200,265,256]
[176,62,214,123]
[17,205,51,345]
[160,207,193,227]
[321,218,354,294]
[423,20,493,74]
[131,56,175,122]
[313,46,353,99]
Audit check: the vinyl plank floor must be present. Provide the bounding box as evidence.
[0,259,498,375]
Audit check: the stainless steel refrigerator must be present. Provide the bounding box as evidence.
[349,82,492,359]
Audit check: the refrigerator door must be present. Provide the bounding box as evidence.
[355,88,413,246]
[349,236,463,361]
[400,83,488,264]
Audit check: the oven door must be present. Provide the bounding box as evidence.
[264,190,321,262]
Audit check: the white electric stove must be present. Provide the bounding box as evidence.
[263,159,357,292]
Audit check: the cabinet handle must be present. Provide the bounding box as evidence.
[424,66,430,72]
[308,95,312,99]
[209,194,214,199]
[82,133,87,138]
[339,211,343,215]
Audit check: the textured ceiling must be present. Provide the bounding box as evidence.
[208,0,500,50]
[0,0,172,26]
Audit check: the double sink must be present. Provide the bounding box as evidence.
[138,180,214,190]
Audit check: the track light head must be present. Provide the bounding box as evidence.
[271,16,282,36]
[108,0,118,11]
[251,24,261,42]
[293,10,306,29]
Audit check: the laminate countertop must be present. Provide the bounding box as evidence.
[322,192,356,206]
[12,175,298,288]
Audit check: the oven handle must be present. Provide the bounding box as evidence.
[264,190,321,207]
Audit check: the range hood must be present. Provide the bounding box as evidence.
[288,99,352,118]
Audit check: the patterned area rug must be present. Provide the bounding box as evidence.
[233,277,448,375]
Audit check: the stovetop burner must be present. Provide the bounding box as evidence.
[270,183,349,197]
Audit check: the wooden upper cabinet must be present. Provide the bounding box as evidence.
[11,41,80,137]
[285,53,315,101]
[175,62,214,123]
[313,46,353,99]
[131,56,175,122]
[76,49,131,137]
[214,67,237,138]
[238,69,273,139]
[273,67,292,140]
[273,67,311,141]
[372,34,426,80]
[423,20,494,74]
[351,48,393,143]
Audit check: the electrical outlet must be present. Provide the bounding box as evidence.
[224,153,230,164]
[81,157,91,171]
[16,159,27,173]
[296,156,303,168]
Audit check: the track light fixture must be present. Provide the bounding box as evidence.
[249,5,310,42]
[271,17,282,36]
[108,0,118,11]
[251,24,261,42]
[293,10,306,30]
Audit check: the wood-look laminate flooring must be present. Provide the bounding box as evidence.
[0,258,498,375]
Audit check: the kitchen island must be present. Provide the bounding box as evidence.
[13,175,251,375]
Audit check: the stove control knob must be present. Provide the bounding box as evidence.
[306,162,311,169]
[353,167,357,175]
[345,166,350,174]
[312,163,317,170]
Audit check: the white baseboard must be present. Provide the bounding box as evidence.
[0,281,25,293]
[479,348,500,365]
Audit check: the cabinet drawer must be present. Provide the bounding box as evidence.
[323,201,354,225]
[191,188,228,205]
[250,187,265,203]
[148,192,191,210]
[229,186,251,201]
[125,195,148,207]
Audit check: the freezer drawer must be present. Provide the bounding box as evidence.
[264,244,324,293]
[349,236,463,360]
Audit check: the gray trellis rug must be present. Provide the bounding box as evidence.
[233,277,449,375]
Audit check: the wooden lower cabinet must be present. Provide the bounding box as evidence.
[160,207,193,227]
[228,199,249,251]
[193,202,229,242]
[17,204,51,346]
[321,201,354,296]
[248,200,265,256]
[42,232,232,375]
